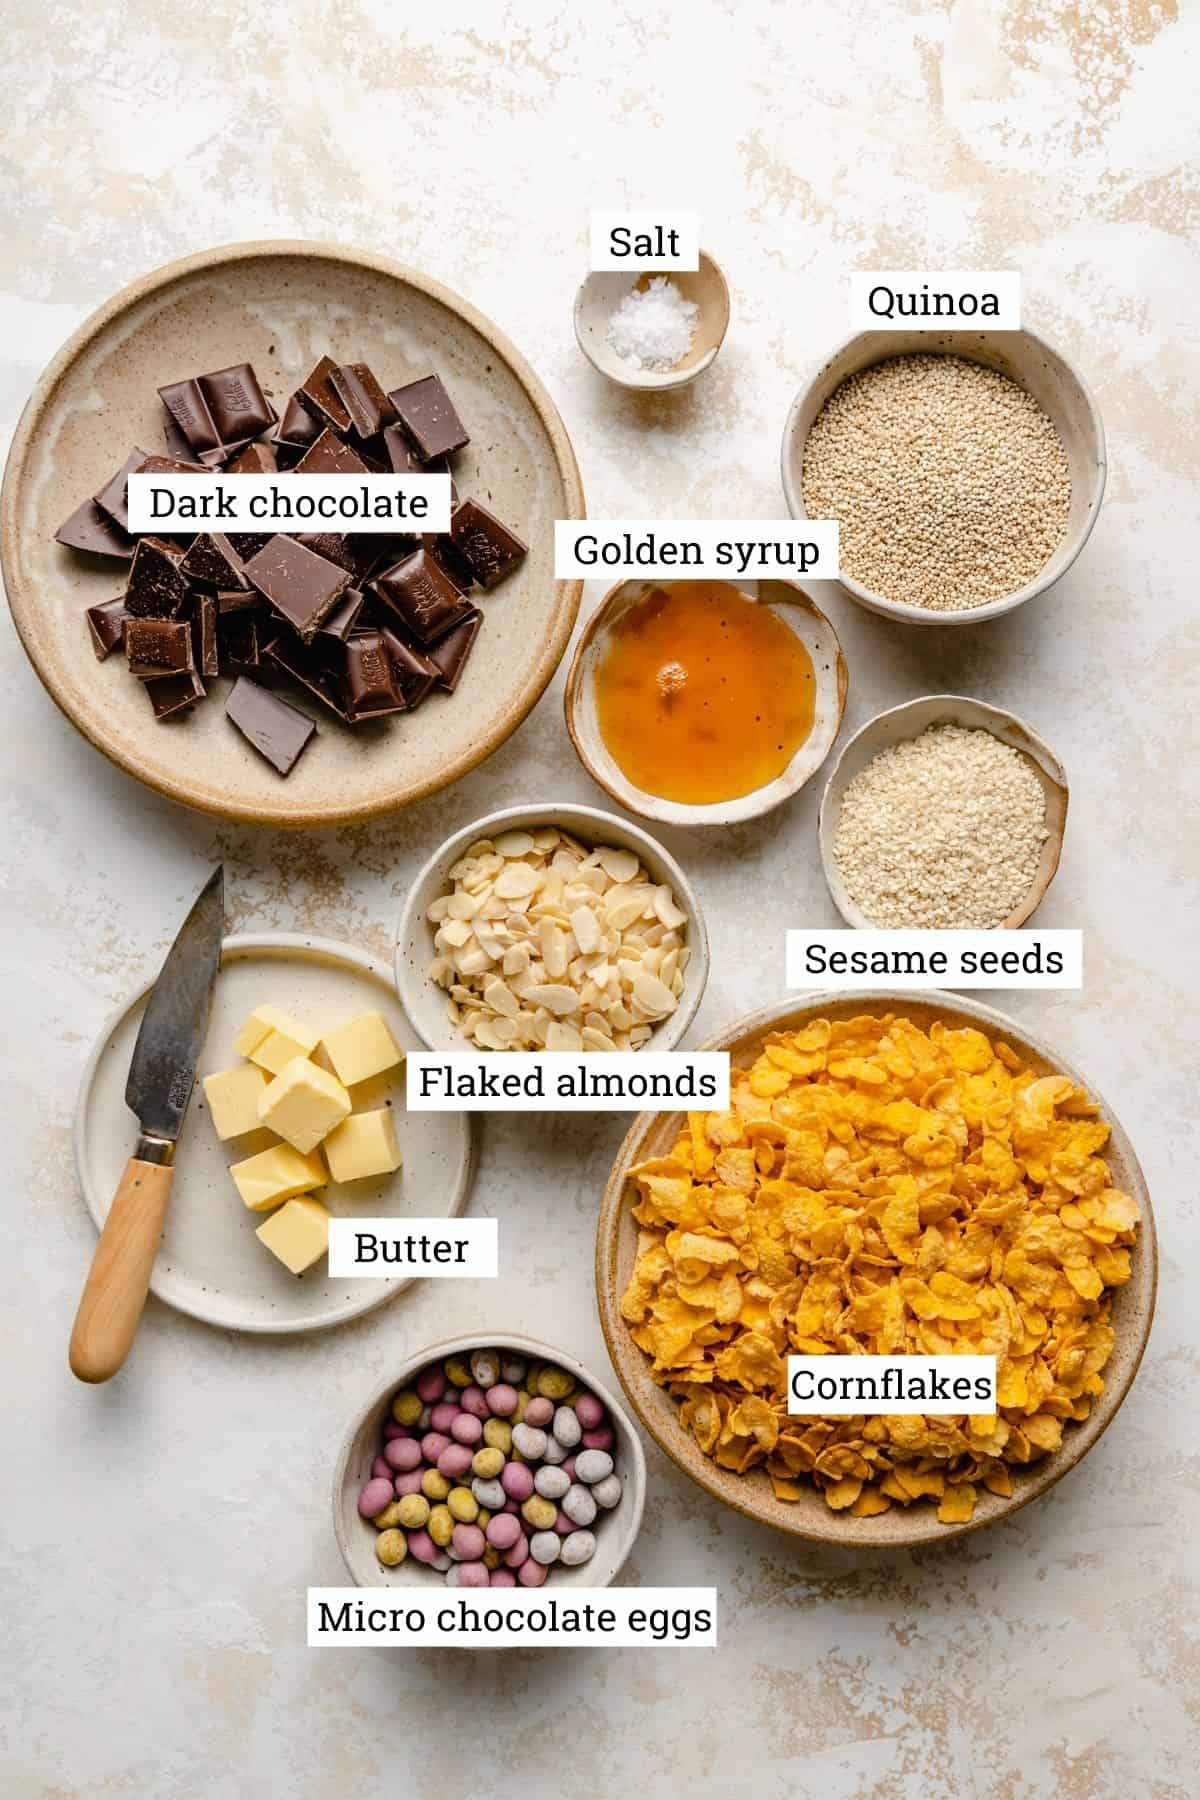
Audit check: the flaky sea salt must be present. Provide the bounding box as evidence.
[606,277,699,372]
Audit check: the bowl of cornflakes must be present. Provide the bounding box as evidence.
[596,992,1156,1545]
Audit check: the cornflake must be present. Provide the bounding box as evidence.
[428,826,690,1052]
[619,1014,1140,1524]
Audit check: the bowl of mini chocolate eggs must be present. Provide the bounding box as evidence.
[333,1333,646,1589]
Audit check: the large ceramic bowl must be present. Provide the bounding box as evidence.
[781,326,1105,625]
[0,240,585,826]
[597,991,1156,1547]
[333,1332,646,1589]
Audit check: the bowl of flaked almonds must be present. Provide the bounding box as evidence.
[597,991,1155,1546]
[395,803,709,1055]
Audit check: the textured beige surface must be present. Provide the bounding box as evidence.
[1,3,1197,1797]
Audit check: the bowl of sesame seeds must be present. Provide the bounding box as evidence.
[781,327,1105,624]
[818,695,1069,931]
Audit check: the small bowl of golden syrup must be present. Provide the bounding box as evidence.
[564,577,848,826]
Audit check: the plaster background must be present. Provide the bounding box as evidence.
[1,3,1196,1796]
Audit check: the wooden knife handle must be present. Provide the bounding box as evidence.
[69,1153,175,1384]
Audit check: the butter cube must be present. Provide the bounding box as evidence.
[230,1143,326,1212]
[256,1198,331,1275]
[236,1005,320,1075]
[202,1064,269,1140]
[323,1108,402,1183]
[256,1056,351,1153]
[322,1011,404,1087]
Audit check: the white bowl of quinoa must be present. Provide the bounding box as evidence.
[818,695,1069,931]
[782,327,1105,624]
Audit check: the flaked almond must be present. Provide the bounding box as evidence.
[483,977,520,1018]
[494,862,542,900]
[522,983,581,1016]
[570,905,602,954]
[494,829,537,857]
[632,969,678,1018]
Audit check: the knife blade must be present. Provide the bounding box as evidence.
[69,865,224,1383]
[125,864,225,1144]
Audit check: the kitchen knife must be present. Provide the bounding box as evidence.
[69,865,225,1383]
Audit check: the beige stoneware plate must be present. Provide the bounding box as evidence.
[333,1332,646,1589]
[818,694,1069,929]
[75,934,475,1333]
[565,577,848,826]
[781,325,1105,625]
[1,240,584,826]
[596,991,1156,1547]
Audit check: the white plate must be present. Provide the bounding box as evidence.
[75,933,475,1334]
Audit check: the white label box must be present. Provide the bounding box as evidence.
[786,930,1083,990]
[127,471,451,534]
[406,1051,730,1112]
[309,1587,718,1647]
[850,270,1021,330]
[787,1356,997,1416]
[589,211,700,270]
[327,1217,497,1279]
[554,519,838,581]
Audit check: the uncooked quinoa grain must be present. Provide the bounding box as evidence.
[832,725,1049,929]
[802,354,1071,611]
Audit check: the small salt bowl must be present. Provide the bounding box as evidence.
[574,251,730,392]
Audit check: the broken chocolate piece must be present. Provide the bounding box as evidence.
[225,440,278,475]
[295,356,353,433]
[193,592,220,679]
[180,532,249,589]
[226,675,316,775]
[425,608,482,691]
[449,498,527,590]
[380,626,438,710]
[220,610,266,675]
[387,374,469,461]
[242,535,352,643]
[86,598,128,659]
[93,448,153,533]
[272,393,323,467]
[226,532,273,560]
[158,363,276,465]
[126,617,195,679]
[319,588,367,643]
[329,362,396,441]
[124,536,191,619]
[147,670,206,719]
[342,630,407,719]
[294,531,359,574]
[265,633,351,721]
[216,586,261,615]
[294,428,371,478]
[56,497,135,560]
[371,546,474,645]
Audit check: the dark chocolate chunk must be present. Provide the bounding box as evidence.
[449,498,527,589]
[216,586,262,615]
[86,597,128,659]
[387,375,469,461]
[342,630,407,719]
[194,592,220,679]
[126,617,195,678]
[226,532,273,560]
[371,547,473,645]
[425,608,482,691]
[56,497,135,560]
[124,536,191,619]
[294,428,371,478]
[295,356,353,433]
[242,535,352,643]
[220,610,265,675]
[329,362,396,441]
[93,447,153,532]
[272,393,323,467]
[380,626,438,710]
[163,412,193,460]
[147,670,206,719]
[265,633,351,721]
[179,532,248,589]
[226,675,316,776]
[319,588,366,643]
[159,363,276,465]
[294,531,359,575]
[381,424,426,476]
[226,440,278,475]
